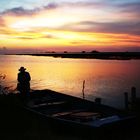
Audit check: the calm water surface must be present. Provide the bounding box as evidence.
[0,55,140,108]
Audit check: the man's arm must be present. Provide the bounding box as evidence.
[27,72,31,81]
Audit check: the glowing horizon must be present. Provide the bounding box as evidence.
[0,0,140,52]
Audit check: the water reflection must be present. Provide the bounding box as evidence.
[0,55,140,108]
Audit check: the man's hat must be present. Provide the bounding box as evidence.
[19,66,26,71]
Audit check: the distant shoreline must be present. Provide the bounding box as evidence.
[6,52,140,60]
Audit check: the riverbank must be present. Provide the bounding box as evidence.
[14,52,140,60]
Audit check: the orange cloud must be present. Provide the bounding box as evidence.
[0,2,140,51]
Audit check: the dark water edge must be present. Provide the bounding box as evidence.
[0,95,140,140]
[13,52,140,60]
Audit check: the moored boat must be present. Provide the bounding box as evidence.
[24,89,135,133]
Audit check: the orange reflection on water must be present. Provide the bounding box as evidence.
[1,55,140,109]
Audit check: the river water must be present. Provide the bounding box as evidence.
[0,54,140,108]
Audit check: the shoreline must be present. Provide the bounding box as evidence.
[10,52,140,60]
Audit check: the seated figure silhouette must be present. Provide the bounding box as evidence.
[17,67,31,99]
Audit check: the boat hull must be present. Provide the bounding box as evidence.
[24,89,135,133]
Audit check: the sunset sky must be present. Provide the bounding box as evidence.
[0,0,140,52]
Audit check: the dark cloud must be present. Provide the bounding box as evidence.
[1,7,39,16]
[70,41,82,44]
[123,40,140,43]
[0,3,58,16]
[0,1,139,37]
[0,2,107,17]
[43,3,58,10]
[119,2,140,12]
[17,34,57,40]
[61,21,140,36]
[2,3,60,16]
[94,22,140,35]
[115,2,140,18]
[42,34,56,39]
[17,36,35,40]
[59,1,107,8]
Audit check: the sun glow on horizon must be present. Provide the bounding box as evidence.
[0,0,140,51]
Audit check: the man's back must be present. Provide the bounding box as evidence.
[18,71,31,83]
[17,67,31,94]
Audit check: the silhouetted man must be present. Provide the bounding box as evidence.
[17,67,31,98]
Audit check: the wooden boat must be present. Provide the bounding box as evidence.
[24,89,135,134]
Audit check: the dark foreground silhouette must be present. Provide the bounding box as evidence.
[0,90,140,140]
[17,66,31,99]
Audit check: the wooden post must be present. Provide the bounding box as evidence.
[124,92,129,110]
[131,86,136,109]
[82,80,85,99]
[131,87,136,102]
